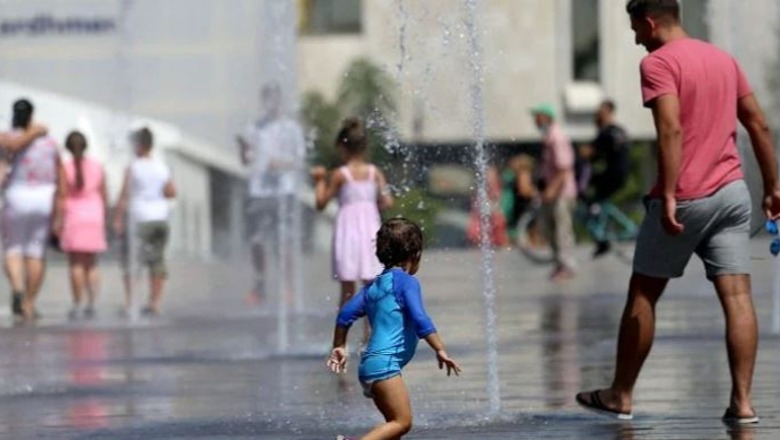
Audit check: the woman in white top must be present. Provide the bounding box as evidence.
[113,127,176,316]
[2,99,63,320]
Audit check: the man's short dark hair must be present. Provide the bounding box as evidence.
[131,127,153,149]
[376,218,423,268]
[601,99,617,113]
[626,0,680,21]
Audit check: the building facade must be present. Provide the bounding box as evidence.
[297,0,780,144]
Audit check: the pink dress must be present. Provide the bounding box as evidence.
[61,157,107,253]
[332,165,382,281]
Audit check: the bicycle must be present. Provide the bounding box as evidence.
[517,198,639,265]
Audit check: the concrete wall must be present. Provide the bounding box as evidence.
[297,0,780,144]
[166,151,211,258]
[0,0,288,149]
[297,0,650,143]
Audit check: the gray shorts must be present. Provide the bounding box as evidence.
[633,180,751,280]
[245,195,294,245]
[121,221,170,278]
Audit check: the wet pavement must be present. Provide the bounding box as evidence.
[2,243,780,439]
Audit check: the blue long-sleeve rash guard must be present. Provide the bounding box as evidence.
[336,268,437,366]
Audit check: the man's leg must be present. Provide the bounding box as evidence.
[551,198,576,278]
[246,198,273,305]
[713,274,757,418]
[249,242,266,302]
[577,272,669,413]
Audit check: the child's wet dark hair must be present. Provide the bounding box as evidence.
[376,218,423,268]
[335,117,367,155]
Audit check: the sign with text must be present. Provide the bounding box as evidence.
[0,14,116,37]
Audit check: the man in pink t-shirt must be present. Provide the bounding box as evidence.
[576,0,780,425]
[531,104,578,281]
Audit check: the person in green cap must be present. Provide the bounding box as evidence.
[531,103,578,281]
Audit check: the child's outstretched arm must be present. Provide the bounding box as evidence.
[398,276,462,376]
[423,332,461,377]
[327,287,368,374]
[375,167,394,210]
[312,166,345,211]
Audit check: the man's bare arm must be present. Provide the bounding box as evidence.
[0,124,47,153]
[651,94,684,234]
[651,95,683,200]
[738,94,780,218]
[738,94,778,192]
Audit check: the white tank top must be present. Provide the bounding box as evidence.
[128,157,171,223]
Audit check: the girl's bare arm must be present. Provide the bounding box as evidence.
[375,167,394,210]
[313,167,344,211]
[52,158,68,234]
[113,169,131,234]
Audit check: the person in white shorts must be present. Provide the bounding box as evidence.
[113,127,176,317]
[1,99,63,320]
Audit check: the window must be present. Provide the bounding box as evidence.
[681,0,709,41]
[299,0,361,35]
[572,0,600,82]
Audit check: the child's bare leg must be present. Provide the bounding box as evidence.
[362,376,412,440]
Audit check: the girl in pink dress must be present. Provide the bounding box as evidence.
[54,131,107,320]
[312,118,394,341]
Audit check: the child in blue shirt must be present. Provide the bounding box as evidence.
[328,218,461,440]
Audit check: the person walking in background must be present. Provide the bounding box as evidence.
[501,154,538,243]
[311,117,393,345]
[1,99,63,320]
[586,99,632,257]
[576,0,780,424]
[467,164,509,247]
[236,82,305,306]
[531,104,578,282]
[113,127,176,317]
[53,131,108,320]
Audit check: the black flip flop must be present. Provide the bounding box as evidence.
[576,390,633,420]
[722,407,759,425]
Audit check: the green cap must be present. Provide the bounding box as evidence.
[530,103,556,119]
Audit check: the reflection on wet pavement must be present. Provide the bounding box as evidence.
[0,247,778,439]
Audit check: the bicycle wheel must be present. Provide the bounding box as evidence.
[516,206,556,264]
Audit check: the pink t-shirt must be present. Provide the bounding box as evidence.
[542,123,577,200]
[640,38,752,200]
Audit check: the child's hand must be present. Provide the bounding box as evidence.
[436,350,461,377]
[326,347,348,374]
[311,166,327,181]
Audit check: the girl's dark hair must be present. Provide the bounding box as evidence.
[65,131,88,191]
[335,117,367,155]
[376,218,424,268]
[11,98,33,129]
